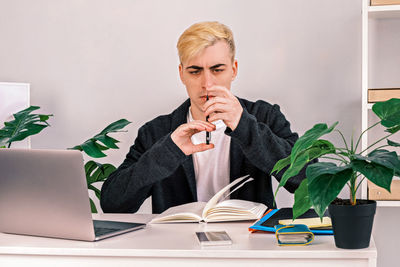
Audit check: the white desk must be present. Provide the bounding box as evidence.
[0,214,377,267]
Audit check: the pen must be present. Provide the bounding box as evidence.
[206,95,211,145]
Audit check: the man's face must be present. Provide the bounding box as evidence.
[179,40,238,116]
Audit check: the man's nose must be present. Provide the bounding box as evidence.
[202,70,214,89]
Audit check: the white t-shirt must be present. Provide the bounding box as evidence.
[187,108,231,202]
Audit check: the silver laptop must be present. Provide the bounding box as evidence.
[0,148,145,241]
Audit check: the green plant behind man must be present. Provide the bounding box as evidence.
[0,106,52,148]
[70,119,131,213]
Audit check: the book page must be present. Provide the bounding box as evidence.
[204,199,267,222]
[201,175,252,218]
[150,202,206,223]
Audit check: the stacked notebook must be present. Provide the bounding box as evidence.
[249,208,333,235]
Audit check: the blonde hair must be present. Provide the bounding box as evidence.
[177,21,235,64]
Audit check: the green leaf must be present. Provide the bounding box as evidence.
[90,198,98,213]
[81,140,107,158]
[386,125,400,134]
[388,139,400,147]
[85,160,116,186]
[290,122,338,164]
[70,119,131,158]
[307,139,336,159]
[0,106,52,148]
[355,150,400,174]
[307,162,353,219]
[275,152,308,196]
[89,184,102,200]
[85,161,101,184]
[351,160,393,192]
[372,98,400,128]
[99,119,131,135]
[273,139,336,194]
[352,150,399,192]
[96,135,119,149]
[271,155,290,175]
[293,179,312,220]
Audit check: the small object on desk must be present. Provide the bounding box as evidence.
[275,224,314,246]
[278,216,332,229]
[249,208,333,235]
[196,231,232,246]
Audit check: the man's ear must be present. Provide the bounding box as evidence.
[232,60,238,81]
[179,64,185,85]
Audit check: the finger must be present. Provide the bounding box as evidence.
[207,112,227,123]
[178,122,215,136]
[191,143,215,154]
[203,96,228,111]
[189,120,216,131]
[206,85,231,98]
[204,102,230,117]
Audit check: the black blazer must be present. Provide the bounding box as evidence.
[100,98,305,214]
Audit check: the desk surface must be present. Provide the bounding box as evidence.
[0,214,377,267]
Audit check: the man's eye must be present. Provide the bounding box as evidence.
[189,70,200,75]
[213,68,224,73]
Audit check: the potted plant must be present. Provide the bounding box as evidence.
[273,98,400,249]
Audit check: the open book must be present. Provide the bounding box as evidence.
[150,176,267,223]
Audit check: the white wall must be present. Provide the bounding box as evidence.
[0,0,362,203]
[1,1,396,266]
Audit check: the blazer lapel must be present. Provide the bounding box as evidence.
[230,138,244,183]
[181,156,197,201]
[171,99,197,201]
[229,98,246,198]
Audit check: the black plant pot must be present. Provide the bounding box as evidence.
[328,200,376,249]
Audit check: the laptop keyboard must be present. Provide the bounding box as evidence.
[94,227,119,237]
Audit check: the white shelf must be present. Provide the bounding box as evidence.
[361,0,400,205]
[377,201,400,207]
[369,5,400,19]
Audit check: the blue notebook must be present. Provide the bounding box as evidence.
[249,208,333,235]
[275,224,314,246]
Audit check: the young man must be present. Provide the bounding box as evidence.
[100,21,305,214]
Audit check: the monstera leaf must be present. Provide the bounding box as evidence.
[0,106,52,148]
[70,119,131,158]
[85,160,117,213]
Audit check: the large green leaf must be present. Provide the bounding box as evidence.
[372,98,400,128]
[85,160,116,186]
[307,139,336,159]
[274,139,336,194]
[293,179,312,220]
[278,152,309,190]
[271,155,291,175]
[356,149,400,173]
[351,160,393,192]
[307,162,353,219]
[352,150,400,192]
[290,122,338,164]
[70,119,131,158]
[0,106,52,148]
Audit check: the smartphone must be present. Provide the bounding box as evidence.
[195,231,232,246]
